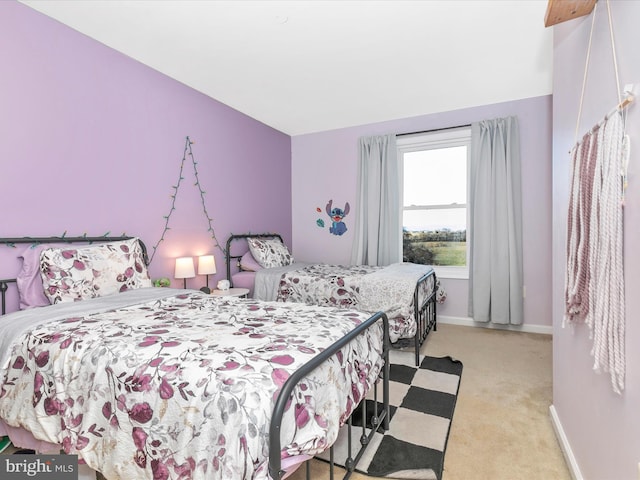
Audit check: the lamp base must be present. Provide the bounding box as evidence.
[199,286,211,294]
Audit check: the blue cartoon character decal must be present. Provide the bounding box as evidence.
[326,200,350,235]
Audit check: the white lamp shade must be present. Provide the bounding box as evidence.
[197,255,217,275]
[175,257,196,279]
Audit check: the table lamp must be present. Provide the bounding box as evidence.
[197,254,217,293]
[174,257,195,289]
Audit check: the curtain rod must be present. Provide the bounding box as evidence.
[396,123,471,137]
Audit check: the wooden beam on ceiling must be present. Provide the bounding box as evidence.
[544,0,597,27]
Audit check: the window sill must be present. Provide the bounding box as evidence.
[431,266,468,280]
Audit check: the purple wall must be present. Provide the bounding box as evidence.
[292,96,552,327]
[552,1,640,478]
[0,2,291,311]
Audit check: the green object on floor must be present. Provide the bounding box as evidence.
[0,436,11,454]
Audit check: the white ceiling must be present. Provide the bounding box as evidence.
[20,0,554,136]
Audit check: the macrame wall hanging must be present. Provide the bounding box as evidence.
[564,0,633,394]
[148,136,224,264]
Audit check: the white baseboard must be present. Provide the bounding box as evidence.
[549,405,583,480]
[437,315,553,335]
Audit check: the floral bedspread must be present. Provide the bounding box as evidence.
[276,263,436,342]
[0,291,384,480]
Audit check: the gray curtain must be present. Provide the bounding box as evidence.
[350,134,401,266]
[468,116,523,324]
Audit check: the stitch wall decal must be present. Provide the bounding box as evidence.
[326,200,350,236]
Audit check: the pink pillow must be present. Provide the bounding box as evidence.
[240,251,263,272]
[16,243,67,309]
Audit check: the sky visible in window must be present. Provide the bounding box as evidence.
[403,146,467,231]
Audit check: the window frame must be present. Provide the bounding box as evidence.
[397,126,471,280]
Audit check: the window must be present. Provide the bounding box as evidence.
[397,127,471,279]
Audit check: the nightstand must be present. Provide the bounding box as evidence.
[211,287,250,298]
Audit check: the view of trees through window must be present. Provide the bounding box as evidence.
[402,228,467,266]
[399,129,469,269]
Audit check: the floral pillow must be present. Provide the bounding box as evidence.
[247,237,294,269]
[40,238,152,304]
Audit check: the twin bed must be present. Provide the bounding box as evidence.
[226,233,439,366]
[0,236,391,480]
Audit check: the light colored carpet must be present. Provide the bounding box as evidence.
[290,323,571,480]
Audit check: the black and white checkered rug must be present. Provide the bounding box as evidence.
[318,351,463,480]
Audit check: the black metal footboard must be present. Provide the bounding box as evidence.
[269,311,390,480]
[412,269,438,366]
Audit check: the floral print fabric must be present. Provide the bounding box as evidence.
[276,263,436,342]
[247,238,294,269]
[0,291,383,480]
[39,238,151,304]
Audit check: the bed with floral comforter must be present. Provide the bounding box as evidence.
[0,288,384,480]
[269,263,437,343]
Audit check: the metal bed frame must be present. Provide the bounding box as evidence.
[0,235,391,480]
[412,268,438,365]
[270,310,390,479]
[226,233,438,366]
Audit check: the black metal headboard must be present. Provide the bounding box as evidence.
[225,233,283,286]
[0,236,149,315]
